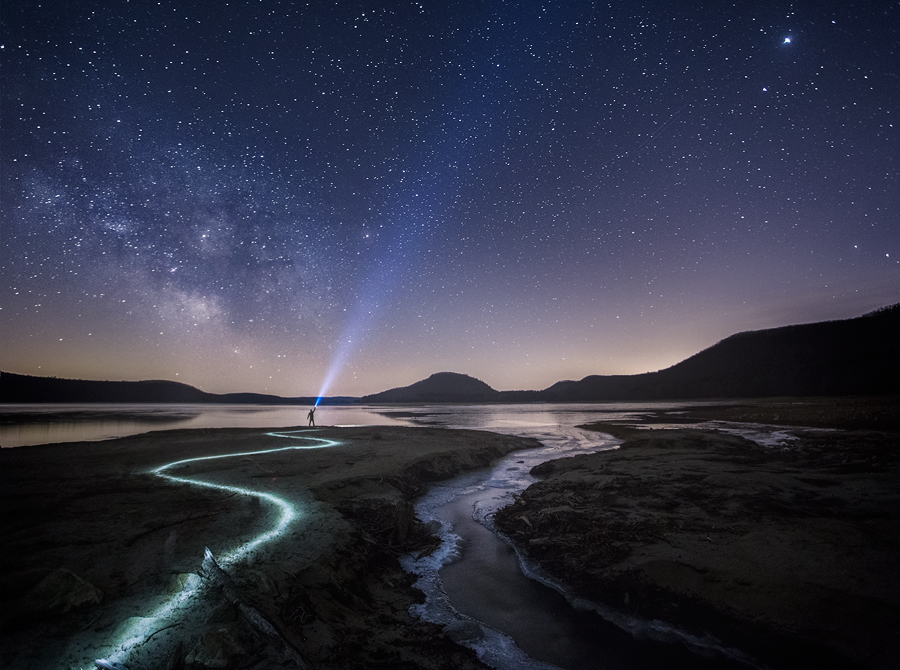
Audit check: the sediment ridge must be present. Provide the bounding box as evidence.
[494,405,900,669]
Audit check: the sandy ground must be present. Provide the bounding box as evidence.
[494,398,900,670]
[1,425,540,670]
[673,395,900,432]
[4,398,898,670]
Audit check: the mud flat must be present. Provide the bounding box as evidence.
[1,425,540,670]
[673,395,900,432]
[494,399,900,669]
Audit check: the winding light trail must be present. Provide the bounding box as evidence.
[93,430,342,670]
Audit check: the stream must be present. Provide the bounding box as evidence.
[397,405,763,670]
[5,401,772,668]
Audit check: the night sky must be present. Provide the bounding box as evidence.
[2,1,898,398]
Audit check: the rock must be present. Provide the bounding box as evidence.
[24,568,103,615]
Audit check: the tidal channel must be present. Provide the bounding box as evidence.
[398,405,758,670]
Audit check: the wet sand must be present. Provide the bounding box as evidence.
[494,398,900,669]
[4,398,898,669]
[1,425,539,670]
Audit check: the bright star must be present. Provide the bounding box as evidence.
[783,36,792,44]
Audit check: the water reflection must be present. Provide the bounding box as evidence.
[0,404,405,448]
[1,401,729,448]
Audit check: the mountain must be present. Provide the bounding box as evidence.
[363,305,899,403]
[5,305,897,405]
[542,304,900,401]
[0,372,357,405]
[362,372,500,403]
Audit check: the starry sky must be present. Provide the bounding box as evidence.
[2,1,898,398]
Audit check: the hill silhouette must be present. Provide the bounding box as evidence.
[362,372,500,403]
[0,372,356,405]
[542,304,899,401]
[5,305,896,405]
[363,305,899,403]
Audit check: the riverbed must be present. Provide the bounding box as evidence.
[399,415,760,670]
[5,400,889,669]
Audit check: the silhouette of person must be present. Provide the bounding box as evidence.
[307,407,316,427]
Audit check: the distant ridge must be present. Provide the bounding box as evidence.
[541,304,899,401]
[0,372,357,405]
[363,372,500,403]
[5,305,897,405]
[362,304,900,403]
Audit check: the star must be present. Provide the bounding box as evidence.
[0,1,895,397]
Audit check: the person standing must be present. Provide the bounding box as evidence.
[307,407,316,427]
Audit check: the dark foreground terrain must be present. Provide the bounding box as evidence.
[3,398,898,669]
[1,426,539,670]
[495,397,900,669]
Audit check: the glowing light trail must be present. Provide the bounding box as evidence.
[92,430,342,670]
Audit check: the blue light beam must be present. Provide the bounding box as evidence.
[314,12,527,398]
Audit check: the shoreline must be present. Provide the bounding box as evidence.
[1,425,540,670]
[4,398,898,669]
[494,400,900,669]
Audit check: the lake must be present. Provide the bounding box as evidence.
[0,403,399,448]
[0,400,715,448]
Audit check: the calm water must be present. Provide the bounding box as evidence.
[0,403,409,448]
[0,400,723,448]
[397,405,757,670]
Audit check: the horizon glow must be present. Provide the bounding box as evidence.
[2,2,898,398]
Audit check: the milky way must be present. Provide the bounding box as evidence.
[2,1,898,396]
